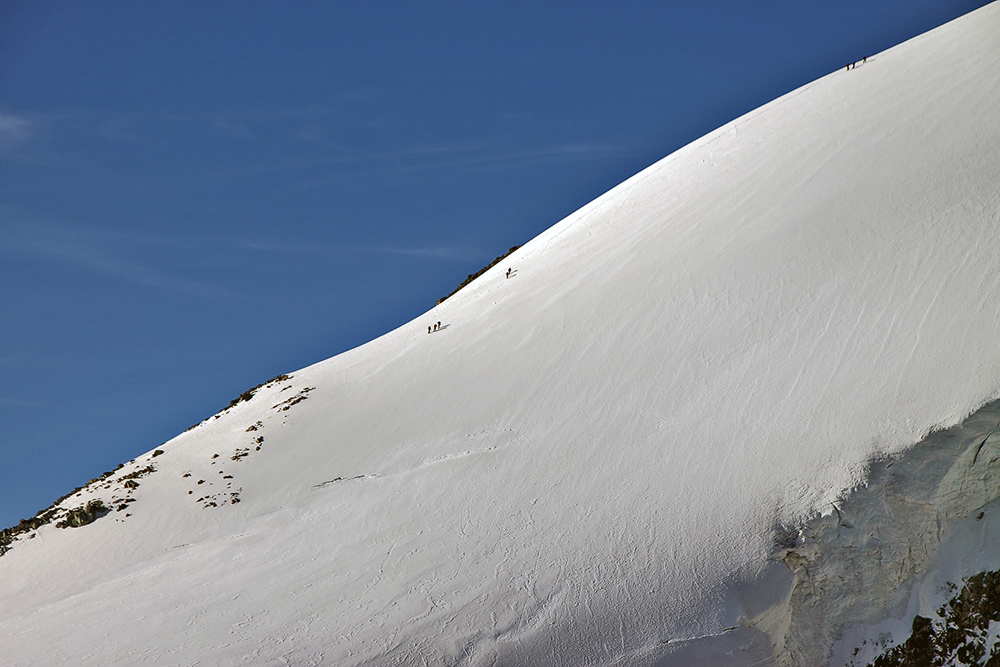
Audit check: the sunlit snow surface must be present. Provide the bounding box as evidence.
[2,4,999,666]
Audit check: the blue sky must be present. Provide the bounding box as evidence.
[0,0,990,529]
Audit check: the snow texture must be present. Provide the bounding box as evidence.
[1,4,999,665]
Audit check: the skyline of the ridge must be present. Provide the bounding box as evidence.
[0,1,992,528]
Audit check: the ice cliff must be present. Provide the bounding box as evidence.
[756,399,1000,665]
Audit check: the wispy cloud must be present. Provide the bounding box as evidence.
[295,124,326,142]
[0,112,33,149]
[2,220,246,301]
[98,114,144,142]
[227,237,478,263]
[228,238,336,256]
[0,104,639,198]
[164,104,348,143]
[0,397,41,409]
[368,245,479,261]
[397,142,628,173]
[210,114,254,139]
[155,101,631,175]
[0,110,99,168]
[287,141,633,192]
[315,141,624,170]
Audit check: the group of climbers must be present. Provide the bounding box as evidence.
[427,267,513,334]
[846,56,867,71]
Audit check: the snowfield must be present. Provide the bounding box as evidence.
[2,4,999,665]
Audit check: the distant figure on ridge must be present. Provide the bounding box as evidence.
[506,268,511,278]
[428,326,432,334]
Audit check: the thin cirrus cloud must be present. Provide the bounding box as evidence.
[0,397,41,409]
[0,106,628,183]
[3,220,246,301]
[128,136,627,189]
[288,141,633,192]
[0,112,33,148]
[0,111,43,164]
[163,106,629,170]
[0,111,100,169]
[366,245,479,261]
[231,237,476,262]
[396,142,631,174]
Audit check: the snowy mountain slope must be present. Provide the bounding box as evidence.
[2,3,1000,665]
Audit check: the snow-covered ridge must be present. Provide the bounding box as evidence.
[2,3,1000,666]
